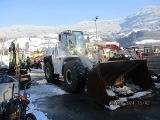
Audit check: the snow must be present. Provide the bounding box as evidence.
[89,35,102,42]
[23,69,160,113]
[36,79,47,84]
[111,86,134,95]
[135,39,160,44]
[105,104,120,110]
[105,81,158,110]
[105,98,127,110]
[21,74,67,120]
[125,82,142,91]
[152,76,157,80]
[26,83,67,101]
[123,29,141,37]
[105,90,153,110]
[1,57,160,114]
[155,83,160,88]
[106,82,142,97]
[106,88,116,96]
[128,91,152,99]
[1,37,58,53]
[0,55,9,66]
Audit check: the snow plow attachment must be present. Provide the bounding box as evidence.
[87,59,156,110]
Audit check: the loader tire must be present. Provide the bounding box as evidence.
[25,113,37,120]
[157,75,160,82]
[44,62,59,83]
[63,60,87,93]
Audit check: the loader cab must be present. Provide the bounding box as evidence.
[59,30,86,50]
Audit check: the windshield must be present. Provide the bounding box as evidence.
[67,31,86,49]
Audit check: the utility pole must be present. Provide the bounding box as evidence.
[94,16,98,44]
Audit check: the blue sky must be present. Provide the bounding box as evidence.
[0,0,159,27]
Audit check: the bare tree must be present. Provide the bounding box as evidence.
[0,36,7,61]
[0,37,7,54]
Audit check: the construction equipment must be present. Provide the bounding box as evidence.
[126,44,160,58]
[86,41,126,62]
[126,44,160,75]
[43,30,157,110]
[2,39,31,90]
[143,44,160,56]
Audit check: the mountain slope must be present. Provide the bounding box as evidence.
[120,6,160,34]
[0,19,123,39]
[0,6,159,45]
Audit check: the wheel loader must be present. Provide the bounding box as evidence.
[43,30,158,110]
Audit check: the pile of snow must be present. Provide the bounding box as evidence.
[110,86,134,95]
[0,55,9,66]
[27,84,66,101]
[105,81,156,110]
[106,82,142,97]
[105,98,127,110]
[128,91,152,99]
[106,89,116,96]
[105,90,152,111]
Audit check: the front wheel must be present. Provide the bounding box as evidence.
[25,113,37,120]
[44,62,59,83]
[63,60,87,93]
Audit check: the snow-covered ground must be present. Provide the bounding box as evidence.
[1,66,160,118]
[25,81,67,120]
[26,69,160,115]
[21,69,67,120]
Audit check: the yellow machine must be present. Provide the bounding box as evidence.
[8,39,31,90]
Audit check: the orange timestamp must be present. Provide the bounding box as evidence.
[109,100,150,106]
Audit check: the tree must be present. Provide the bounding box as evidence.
[0,37,7,55]
[130,34,137,45]
[0,36,7,61]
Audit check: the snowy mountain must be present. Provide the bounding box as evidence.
[0,20,122,39]
[116,29,160,47]
[120,6,160,35]
[0,6,159,48]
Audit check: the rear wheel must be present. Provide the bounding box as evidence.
[44,62,59,83]
[157,75,160,82]
[63,60,87,93]
[25,113,37,120]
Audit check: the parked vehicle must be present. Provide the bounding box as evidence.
[43,30,157,110]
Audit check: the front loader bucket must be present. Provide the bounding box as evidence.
[87,59,155,108]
